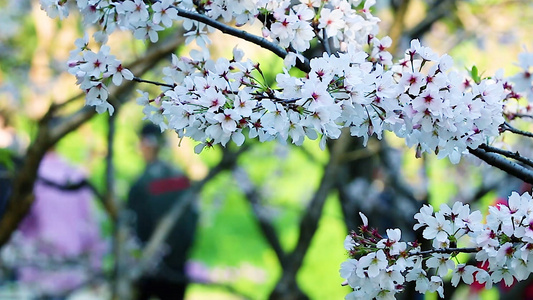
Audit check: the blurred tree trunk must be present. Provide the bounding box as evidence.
[268,131,351,299]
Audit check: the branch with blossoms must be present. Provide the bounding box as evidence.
[40,0,533,175]
[341,191,533,299]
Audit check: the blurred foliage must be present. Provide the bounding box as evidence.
[0,149,14,171]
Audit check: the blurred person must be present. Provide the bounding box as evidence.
[127,123,198,300]
[1,149,106,299]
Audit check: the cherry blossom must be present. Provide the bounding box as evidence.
[342,192,533,299]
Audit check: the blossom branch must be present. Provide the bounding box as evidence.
[174,7,311,72]
[342,190,533,299]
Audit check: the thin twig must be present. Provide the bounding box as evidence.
[412,247,480,256]
[510,113,533,120]
[133,77,174,88]
[502,122,533,139]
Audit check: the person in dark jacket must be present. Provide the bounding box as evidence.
[127,123,198,300]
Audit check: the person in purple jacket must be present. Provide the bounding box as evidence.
[3,151,106,299]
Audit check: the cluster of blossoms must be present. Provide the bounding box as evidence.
[67,34,134,115]
[341,191,533,299]
[39,0,380,50]
[510,49,533,103]
[137,37,508,162]
[263,0,379,53]
[389,41,506,163]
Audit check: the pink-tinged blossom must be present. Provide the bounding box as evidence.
[399,71,425,95]
[426,254,454,277]
[451,264,477,287]
[117,0,149,23]
[422,213,452,242]
[376,228,405,255]
[213,109,239,134]
[318,8,345,38]
[107,60,134,86]
[134,21,164,43]
[491,267,515,286]
[152,0,178,27]
[81,49,108,77]
[357,250,387,278]
[9,153,106,296]
[200,88,227,112]
[233,93,257,118]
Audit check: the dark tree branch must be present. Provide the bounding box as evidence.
[469,147,533,185]
[174,7,311,73]
[413,247,480,256]
[48,92,85,111]
[269,129,351,300]
[502,122,533,139]
[106,112,117,212]
[107,110,121,300]
[233,167,287,264]
[378,139,419,206]
[84,180,106,207]
[478,144,533,169]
